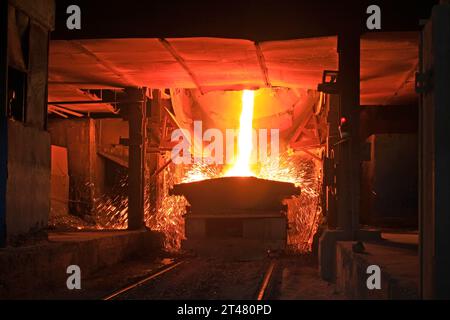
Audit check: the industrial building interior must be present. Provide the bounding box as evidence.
[1,0,450,301]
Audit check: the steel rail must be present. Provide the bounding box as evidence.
[256,260,277,300]
[102,260,185,300]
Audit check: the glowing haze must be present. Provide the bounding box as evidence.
[225,90,255,177]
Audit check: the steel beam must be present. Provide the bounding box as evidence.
[254,42,271,87]
[289,113,313,146]
[159,38,204,94]
[48,105,84,117]
[70,40,135,86]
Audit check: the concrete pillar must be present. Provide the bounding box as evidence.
[0,1,8,247]
[125,88,146,230]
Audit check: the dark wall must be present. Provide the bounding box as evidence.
[3,0,55,244]
[361,134,418,228]
[360,105,418,140]
[6,122,51,239]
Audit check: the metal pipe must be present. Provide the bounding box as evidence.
[50,105,84,117]
[48,108,69,118]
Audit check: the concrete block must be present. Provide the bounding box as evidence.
[318,229,348,281]
[335,241,418,299]
[0,231,162,298]
[319,228,383,282]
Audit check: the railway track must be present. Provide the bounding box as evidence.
[102,259,186,300]
[102,258,278,300]
[256,260,277,300]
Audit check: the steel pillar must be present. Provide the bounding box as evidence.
[148,89,163,215]
[125,87,147,230]
[0,0,8,247]
[319,16,363,281]
[419,4,450,299]
[325,94,340,229]
[336,28,361,238]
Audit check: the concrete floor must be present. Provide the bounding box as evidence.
[99,255,341,300]
[1,230,421,299]
[39,256,177,300]
[381,231,418,248]
[267,256,343,300]
[2,252,343,300]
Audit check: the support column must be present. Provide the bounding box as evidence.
[0,1,8,247]
[126,87,146,230]
[319,16,365,281]
[420,4,450,299]
[431,5,450,298]
[325,94,340,229]
[337,29,361,238]
[148,89,163,215]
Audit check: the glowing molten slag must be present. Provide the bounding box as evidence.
[225,90,255,177]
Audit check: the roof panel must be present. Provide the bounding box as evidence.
[48,33,418,113]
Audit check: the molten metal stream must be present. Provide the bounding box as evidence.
[225,90,255,177]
